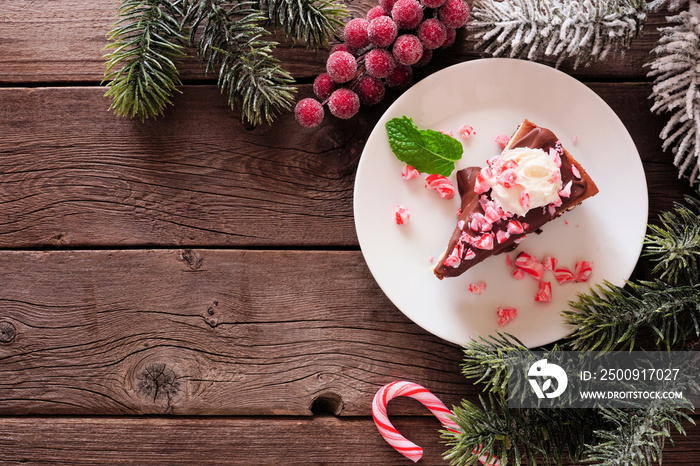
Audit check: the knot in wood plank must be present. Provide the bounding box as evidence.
[310,392,344,416]
[136,362,181,405]
[204,299,219,328]
[0,321,16,343]
[179,249,203,270]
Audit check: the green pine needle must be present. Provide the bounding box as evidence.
[261,0,347,49]
[563,280,700,351]
[644,195,700,285]
[184,0,297,126]
[443,394,600,466]
[104,0,187,122]
[105,0,343,124]
[584,404,693,466]
[461,333,536,395]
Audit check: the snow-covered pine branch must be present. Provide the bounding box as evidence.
[648,1,700,186]
[648,0,690,12]
[468,0,649,68]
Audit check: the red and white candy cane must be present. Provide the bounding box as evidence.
[372,381,501,464]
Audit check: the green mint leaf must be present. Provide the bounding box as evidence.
[386,116,463,177]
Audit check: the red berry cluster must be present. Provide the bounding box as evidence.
[294,0,470,128]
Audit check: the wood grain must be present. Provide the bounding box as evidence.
[0,249,472,416]
[0,83,693,249]
[0,85,372,248]
[0,1,671,84]
[0,416,698,465]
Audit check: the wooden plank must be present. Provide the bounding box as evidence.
[0,85,372,248]
[0,1,672,83]
[0,416,698,464]
[0,83,693,248]
[0,249,474,415]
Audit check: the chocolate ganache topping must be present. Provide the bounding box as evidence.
[433,121,598,280]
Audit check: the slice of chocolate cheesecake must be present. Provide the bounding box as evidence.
[433,119,599,280]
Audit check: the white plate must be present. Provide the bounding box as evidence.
[354,58,648,348]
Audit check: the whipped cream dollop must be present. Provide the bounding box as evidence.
[475,146,562,217]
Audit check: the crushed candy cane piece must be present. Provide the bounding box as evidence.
[572,135,579,145]
[474,232,495,250]
[497,307,518,327]
[474,168,492,194]
[443,254,461,268]
[395,205,410,225]
[559,180,573,198]
[496,169,518,188]
[535,281,552,303]
[495,134,510,149]
[425,174,456,199]
[470,212,491,232]
[519,190,530,211]
[469,281,487,295]
[402,164,420,180]
[459,124,476,138]
[542,255,558,271]
[463,248,476,260]
[571,164,581,179]
[505,255,513,267]
[574,260,593,282]
[507,220,525,235]
[515,252,544,281]
[549,143,563,168]
[554,267,575,285]
[512,268,525,280]
[496,230,510,244]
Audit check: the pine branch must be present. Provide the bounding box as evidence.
[462,333,552,396]
[185,0,296,126]
[648,0,690,12]
[647,3,700,186]
[443,394,601,466]
[468,0,649,69]
[584,404,693,466]
[259,0,346,49]
[104,0,188,122]
[563,280,700,351]
[644,195,700,284]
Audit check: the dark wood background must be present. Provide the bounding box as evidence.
[0,1,697,463]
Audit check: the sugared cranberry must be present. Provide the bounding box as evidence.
[313,73,337,101]
[326,50,357,83]
[343,18,370,49]
[413,48,432,67]
[439,0,470,29]
[440,27,457,48]
[328,88,360,119]
[393,34,423,66]
[379,0,397,13]
[356,75,385,106]
[365,48,396,78]
[368,16,398,48]
[391,0,423,30]
[386,64,413,89]
[366,5,387,21]
[418,18,448,50]
[294,98,324,128]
